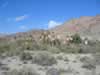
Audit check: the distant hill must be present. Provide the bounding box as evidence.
[0,15,100,41]
[51,15,100,40]
[0,15,100,53]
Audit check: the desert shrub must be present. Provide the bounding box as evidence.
[92,53,100,65]
[80,56,92,63]
[4,67,39,75]
[20,52,33,61]
[82,63,96,70]
[46,67,74,75]
[47,46,61,53]
[80,56,96,70]
[64,56,69,62]
[0,61,3,67]
[32,52,57,66]
[56,55,63,60]
[38,44,50,51]
[71,34,82,44]
[79,40,100,53]
[0,43,11,53]
[63,67,73,73]
[59,44,81,53]
[0,41,21,56]
[46,68,60,75]
[58,68,73,74]
[0,65,10,71]
[16,39,41,51]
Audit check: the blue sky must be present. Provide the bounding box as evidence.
[0,0,99,33]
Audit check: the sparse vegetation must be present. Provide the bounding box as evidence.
[0,3,99,75]
[64,56,69,62]
[32,52,57,66]
[80,56,96,70]
[20,52,33,61]
[46,67,74,75]
[5,67,40,75]
[56,55,63,60]
[46,68,60,75]
[0,31,100,54]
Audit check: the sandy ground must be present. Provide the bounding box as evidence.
[0,52,98,75]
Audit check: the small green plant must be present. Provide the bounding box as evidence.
[71,34,82,44]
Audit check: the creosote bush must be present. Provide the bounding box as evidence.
[20,52,33,61]
[32,52,57,66]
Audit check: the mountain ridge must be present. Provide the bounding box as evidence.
[0,15,100,41]
[51,15,100,40]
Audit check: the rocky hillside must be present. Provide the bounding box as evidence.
[0,15,100,54]
[51,15,100,40]
[0,15,99,41]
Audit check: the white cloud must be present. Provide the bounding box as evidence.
[15,15,28,22]
[6,15,29,22]
[19,25,28,30]
[48,20,62,28]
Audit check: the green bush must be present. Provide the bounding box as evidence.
[71,34,82,44]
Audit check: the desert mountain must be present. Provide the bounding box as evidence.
[51,15,100,40]
[0,15,100,41]
[0,15,100,53]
